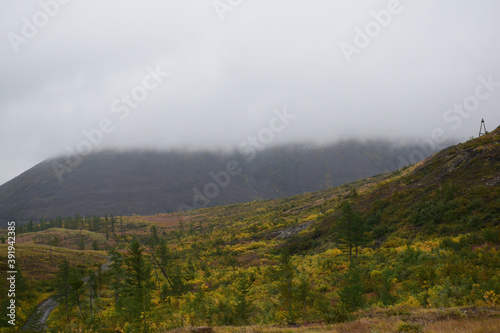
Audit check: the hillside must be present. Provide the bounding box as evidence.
[0,139,450,225]
[13,228,116,251]
[149,126,499,256]
[108,127,497,331]
[1,127,497,332]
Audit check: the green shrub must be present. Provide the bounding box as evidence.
[439,237,461,251]
[397,322,423,333]
[467,215,483,229]
[482,227,499,243]
[313,298,351,324]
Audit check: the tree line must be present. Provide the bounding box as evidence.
[12,213,125,239]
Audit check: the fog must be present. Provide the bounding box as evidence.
[1,0,500,185]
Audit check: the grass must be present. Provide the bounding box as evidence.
[14,227,115,250]
[0,243,106,284]
[163,314,500,332]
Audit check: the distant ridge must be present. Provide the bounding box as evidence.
[0,139,453,224]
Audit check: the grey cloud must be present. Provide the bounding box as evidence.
[1,0,499,185]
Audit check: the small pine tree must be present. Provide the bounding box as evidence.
[334,201,368,263]
[120,216,124,236]
[121,240,154,327]
[104,213,109,240]
[69,268,84,318]
[156,241,185,296]
[235,274,252,324]
[55,259,71,320]
[338,263,365,312]
[109,250,124,307]
[278,250,296,324]
[150,225,159,246]
[110,213,115,234]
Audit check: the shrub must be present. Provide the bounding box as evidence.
[396,322,423,333]
[313,297,351,324]
[439,237,461,251]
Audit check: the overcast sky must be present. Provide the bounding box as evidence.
[1,0,499,185]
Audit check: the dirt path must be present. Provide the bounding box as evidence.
[21,298,58,331]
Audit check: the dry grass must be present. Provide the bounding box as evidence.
[129,212,210,235]
[15,227,116,250]
[0,243,106,283]
[164,307,500,333]
[425,317,500,333]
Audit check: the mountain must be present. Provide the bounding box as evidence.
[152,125,499,256]
[1,127,498,331]
[0,139,453,225]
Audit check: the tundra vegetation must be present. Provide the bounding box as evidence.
[0,127,499,332]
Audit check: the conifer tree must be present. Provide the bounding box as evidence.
[338,262,365,312]
[55,259,71,320]
[109,250,124,307]
[334,201,368,263]
[154,240,185,296]
[110,213,115,234]
[150,225,159,246]
[277,250,296,324]
[121,240,154,326]
[120,216,124,236]
[69,268,84,318]
[104,213,109,240]
[235,273,252,324]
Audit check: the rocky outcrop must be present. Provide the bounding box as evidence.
[275,221,313,239]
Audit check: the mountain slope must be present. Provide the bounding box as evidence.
[141,125,499,258]
[1,128,498,331]
[0,139,449,224]
[299,125,500,250]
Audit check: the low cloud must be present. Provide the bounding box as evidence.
[1,0,499,185]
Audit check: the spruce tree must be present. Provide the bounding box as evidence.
[338,263,365,312]
[235,274,252,324]
[110,213,115,234]
[150,225,159,246]
[277,250,296,324]
[334,201,368,263]
[122,240,154,326]
[69,268,84,318]
[55,259,71,320]
[104,213,109,240]
[109,250,124,307]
